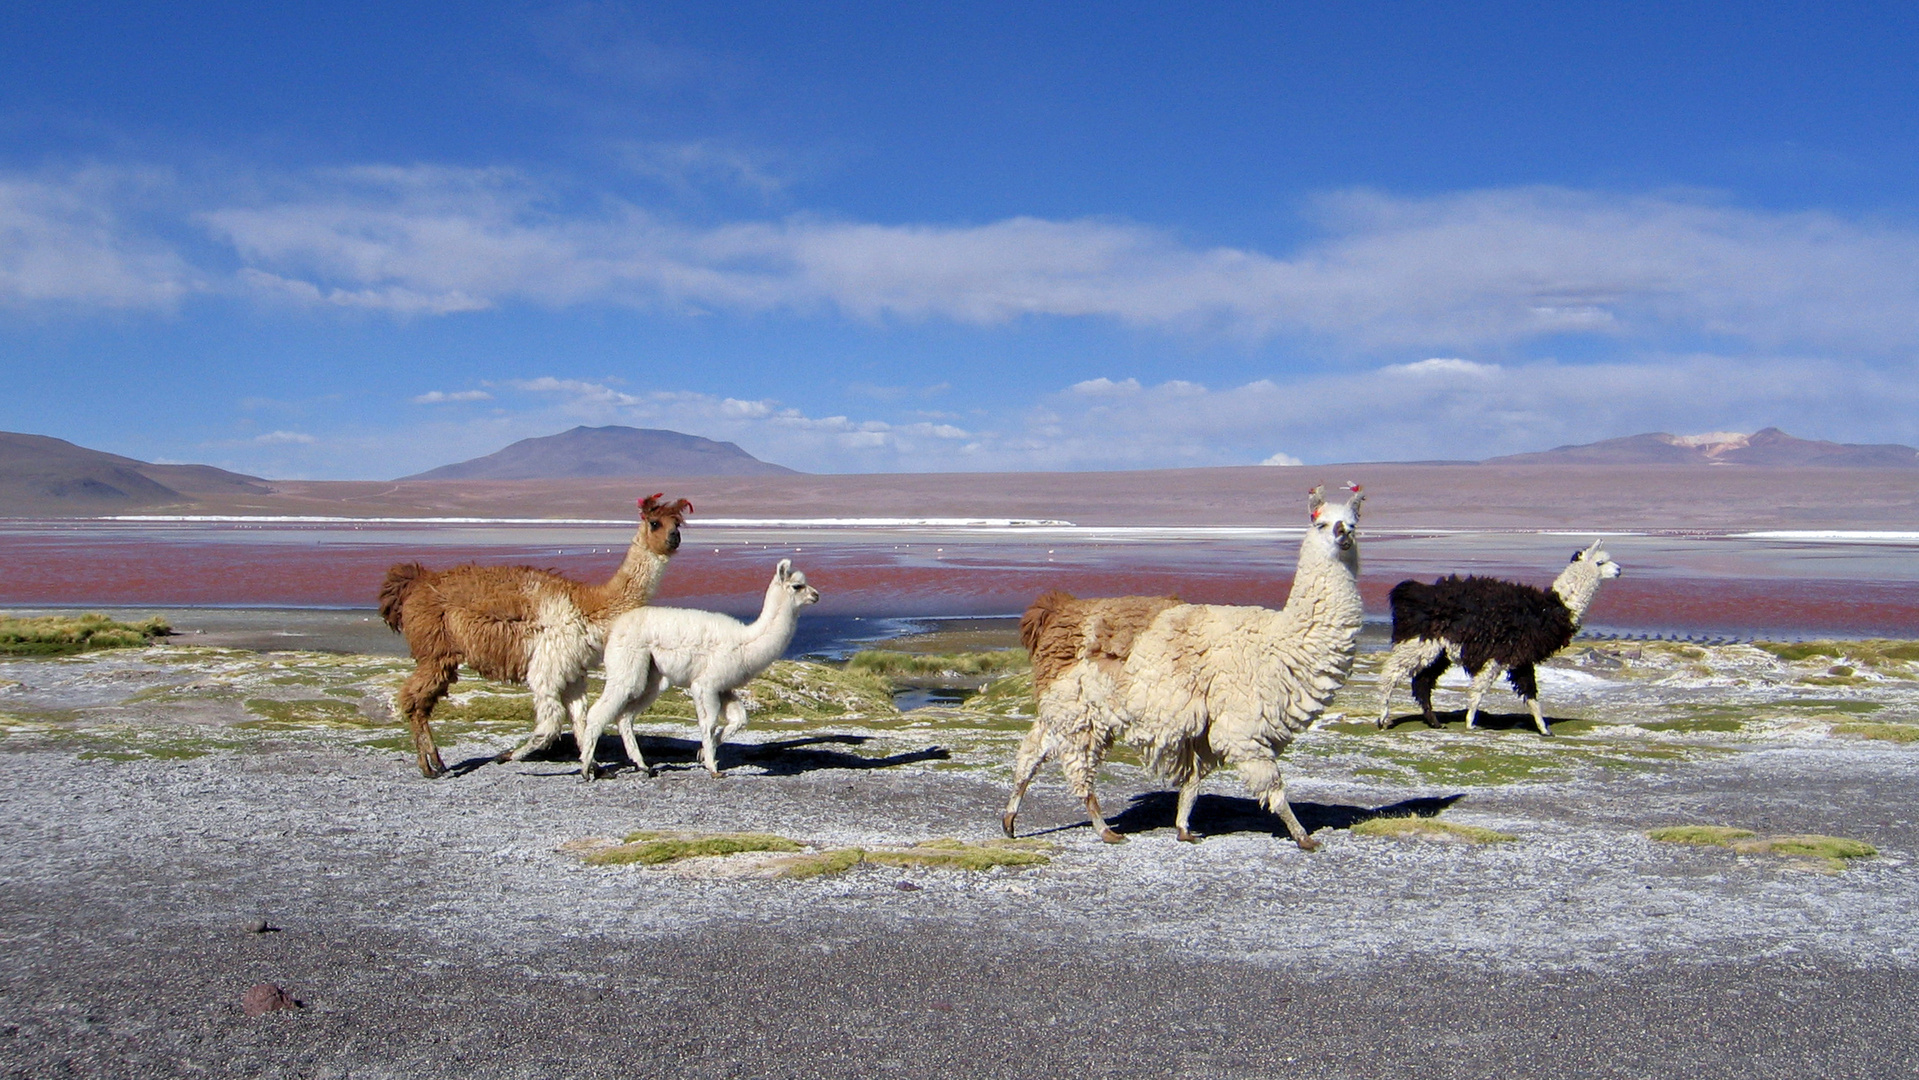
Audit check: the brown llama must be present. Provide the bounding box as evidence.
[378,493,692,778]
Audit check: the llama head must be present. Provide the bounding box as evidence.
[1304,483,1364,561]
[637,493,694,555]
[772,559,822,610]
[1552,540,1621,619]
[1567,541,1622,581]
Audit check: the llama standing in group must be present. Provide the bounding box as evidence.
[378,494,693,778]
[1001,484,1367,849]
[577,559,820,779]
[1374,541,1622,736]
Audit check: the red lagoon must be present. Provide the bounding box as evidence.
[2,520,1917,639]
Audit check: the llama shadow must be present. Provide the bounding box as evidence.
[504,732,949,777]
[1381,709,1567,733]
[1102,790,1466,840]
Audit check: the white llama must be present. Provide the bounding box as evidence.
[1002,484,1366,849]
[577,559,820,779]
[1374,541,1622,736]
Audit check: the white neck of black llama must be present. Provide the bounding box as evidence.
[1551,540,1621,626]
[1264,483,1367,729]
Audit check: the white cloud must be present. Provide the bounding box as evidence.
[1260,452,1305,466]
[412,389,493,404]
[253,430,316,445]
[13,165,1919,364]
[0,170,193,309]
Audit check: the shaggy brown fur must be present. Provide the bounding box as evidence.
[1022,590,1183,688]
[379,494,692,778]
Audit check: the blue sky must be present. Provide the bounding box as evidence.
[3,1,1918,477]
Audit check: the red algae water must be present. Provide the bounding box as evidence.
[2,519,1917,639]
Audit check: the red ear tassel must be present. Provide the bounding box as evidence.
[1346,482,1363,493]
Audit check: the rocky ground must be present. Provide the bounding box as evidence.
[3,636,1918,1078]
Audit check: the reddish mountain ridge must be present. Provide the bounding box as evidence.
[0,432,272,515]
[399,425,800,481]
[1488,428,1919,467]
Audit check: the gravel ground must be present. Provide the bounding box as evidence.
[3,643,1918,1077]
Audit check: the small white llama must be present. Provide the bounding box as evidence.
[577,559,821,779]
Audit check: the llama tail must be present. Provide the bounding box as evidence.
[1020,590,1077,655]
[379,563,428,633]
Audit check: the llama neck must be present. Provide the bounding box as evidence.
[735,588,800,669]
[1261,537,1366,726]
[1552,567,1604,625]
[586,540,673,620]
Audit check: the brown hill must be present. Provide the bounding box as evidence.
[0,432,273,516]
[1489,428,1919,467]
[399,426,801,481]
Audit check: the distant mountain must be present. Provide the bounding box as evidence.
[0,431,274,515]
[400,426,802,481]
[1487,428,1919,468]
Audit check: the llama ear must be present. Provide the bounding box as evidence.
[639,493,665,512]
[673,498,693,516]
[1345,482,1364,517]
[1307,485,1326,519]
[776,559,793,580]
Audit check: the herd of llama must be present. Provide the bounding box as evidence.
[380,483,1623,849]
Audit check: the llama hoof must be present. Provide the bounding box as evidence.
[1296,835,1321,852]
[1098,828,1126,844]
[1176,829,1202,844]
[492,750,515,764]
[419,762,447,780]
[579,765,604,782]
[1001,812,1019,839]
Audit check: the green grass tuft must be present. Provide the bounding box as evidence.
[0,613,170,656]
[240,697,375,729]
[1648,825,1756,847]
[1735,834,1877,863]
[862,839,1052,870]
[1757,640,1919,665]
[846,649,1030,679]
[587,831,803,866]
[1832,721,1919,744]
[1351,817,1516,843]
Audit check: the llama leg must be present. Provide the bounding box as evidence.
[1001,719,1052,838]
[502,679,571,764]
[694,685,727,776]
[1463,664,1502,730]
[576,678,633,782]
[718,691,749,741]
[1507,664,1550,736]
[1063,730,1122,844]
[1233,754,1318,851]
[617,668,664,776]
[563,675,590,750]
[1410,653,1451,727]
[397,659,457,778]
[1173,773,1204,843]
[1374,642,1417,728]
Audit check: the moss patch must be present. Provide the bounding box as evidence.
[585,831,804,866]
[1351,817,1515,843]
[863,838,1053,870]
[846,649,1029,680]
[240,697,375,729]
[1832,721,1919,744]
[1638,718,1746,734]
[1650,825,1876,870]
[766,848,867,878]
[1757,640,1919,666]
[1648,825,1757,846]
[0,614,170,656]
